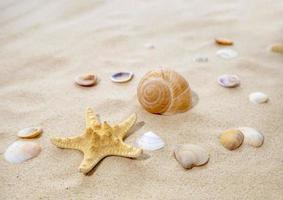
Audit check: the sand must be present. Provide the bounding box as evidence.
[1,0,283,199]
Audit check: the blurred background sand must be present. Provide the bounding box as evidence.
[0,0,283,199]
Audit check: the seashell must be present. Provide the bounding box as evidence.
[75,74,97,86]
[111,72,134,83]
[135,131,165,151]
[217,74,240,88]
[219,129,244,150]
[4,141,41,164]
[215,38,234,46]
[216,49,238,59]
[238,127,264,147]
[17,127,42,138]
[271,44,283,54]
[193,56,208,63]
[137,69,192,115]
[249,92,268,104]
[174,144,209,169]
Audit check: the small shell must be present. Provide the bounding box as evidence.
[217,74,240,88]
[249,92,268,104]
[174,144,209,169]
[4,141,41,164]
[135,131,165,151]
[17,127,42,138]
[220,129,244,150]
[75,74,97,86]
[137,69,192,115]
[215,38,234,46]
[111,72,134,83]
[271,44,283,54]
[216,49,238,59]
[238,127,264,147]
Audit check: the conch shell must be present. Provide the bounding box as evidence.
[137,69,192,115]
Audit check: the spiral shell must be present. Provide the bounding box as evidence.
[137,69,192,115]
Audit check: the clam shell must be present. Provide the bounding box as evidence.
[4,141,41,164]
[174,144,209,169]
[217,74,240,88]
[249,92,268,104]
[17,127,42,138]
[135,131,165,151]
[220,129,244,150]
[75,74,97,86]
[271,44,283,54]
[238,127,264,147]
[111,72,134,83]
[137,69,192,115]
[216,49,238,59]
[215,38,234,46]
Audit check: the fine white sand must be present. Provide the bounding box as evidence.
[1,0,283,199]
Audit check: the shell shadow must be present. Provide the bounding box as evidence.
[191,90,199,108]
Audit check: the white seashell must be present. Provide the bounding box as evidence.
[216,48,238,59]
[17,127,42,138]
[217,74,240,88]
[135,131,165,151]
[4,141,41,164]
[249,92,268,104]
[144,43,155,49]
[174,144,209,169]
[238,127,264,147]
[75,74,97,86]
[111,72,134,83]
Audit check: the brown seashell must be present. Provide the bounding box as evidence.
[271,44,283,54]
[75,74,97,87]
[137,69,192,115]
[215,38,234,46]
[220,129,244,150]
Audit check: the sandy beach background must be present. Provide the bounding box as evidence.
[1,0,283,199]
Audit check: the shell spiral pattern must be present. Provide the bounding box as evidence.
[137,69,192,115]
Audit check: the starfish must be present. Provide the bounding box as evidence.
[51,108,142,174]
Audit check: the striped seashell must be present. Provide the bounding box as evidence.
[137,69,192,115]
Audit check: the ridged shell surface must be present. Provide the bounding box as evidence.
[174,144,209,169]
[137,69,192,115]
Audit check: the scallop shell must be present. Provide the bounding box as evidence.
[135,131,165,151]
[17,127,42,138]
[174,144,209,169]
[4,141,41,164]
[215,38,234,46]
[238,127,264,147]
[216,49,238,59]
[271,44,283,54]
[75,74,97,86]
[137,69,192,115]
[249,92,268,104]
[220,129,244,150]
[217,74,240,88]
[111,72,134,83]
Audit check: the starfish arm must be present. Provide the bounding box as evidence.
[86,107,100,129]
[78,154,104,174]
[51,136,83,151]
[116,113,137,140]
[114,143,142,158]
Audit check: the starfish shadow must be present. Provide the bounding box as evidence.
[127,121,145,137]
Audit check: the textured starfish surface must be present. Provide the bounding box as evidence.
[51,108,142,174]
